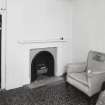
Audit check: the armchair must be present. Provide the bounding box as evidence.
[66,51,105,96]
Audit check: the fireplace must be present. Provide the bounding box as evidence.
[30,47,57,82]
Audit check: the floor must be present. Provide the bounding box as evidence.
[0,80,99,105]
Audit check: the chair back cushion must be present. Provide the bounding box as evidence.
[87,51,105,72]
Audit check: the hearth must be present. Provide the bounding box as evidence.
[30,47,57,82]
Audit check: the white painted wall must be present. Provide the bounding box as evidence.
[0,0,5,9]
[72,0,105,62]
[6,0,72,89]
[72,0,90,62]
[0,0,2,9]
[89,0,105,52]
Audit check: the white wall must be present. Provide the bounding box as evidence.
[6,0,72,89]
[72,0,105,62]
[0,0,2,9]
[89,0,105,52]
[72,0,90,62]
[0,0,6,9]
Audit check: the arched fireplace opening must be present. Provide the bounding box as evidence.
[31,51,54,82]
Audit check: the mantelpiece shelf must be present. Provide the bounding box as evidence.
[18,39,67,44]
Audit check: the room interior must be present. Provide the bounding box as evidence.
[0,0,105,89]
[0,0,105,104]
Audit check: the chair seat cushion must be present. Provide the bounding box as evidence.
[68,72,88,86]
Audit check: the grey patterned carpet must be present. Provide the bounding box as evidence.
[0,81,99,105]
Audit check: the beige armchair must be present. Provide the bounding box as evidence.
[66,51,105,97]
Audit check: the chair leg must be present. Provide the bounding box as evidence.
[65,81,69,86]
[88,97,91,105]
[88,93,99,105]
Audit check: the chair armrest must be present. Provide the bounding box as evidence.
[66,62,86,73]
[88,72,105,92]
[87,69,105,77]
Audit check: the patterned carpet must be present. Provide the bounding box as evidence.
[0,81,99,105]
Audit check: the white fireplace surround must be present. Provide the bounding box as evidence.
[30,47,57,82]
[19,40,65,86]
